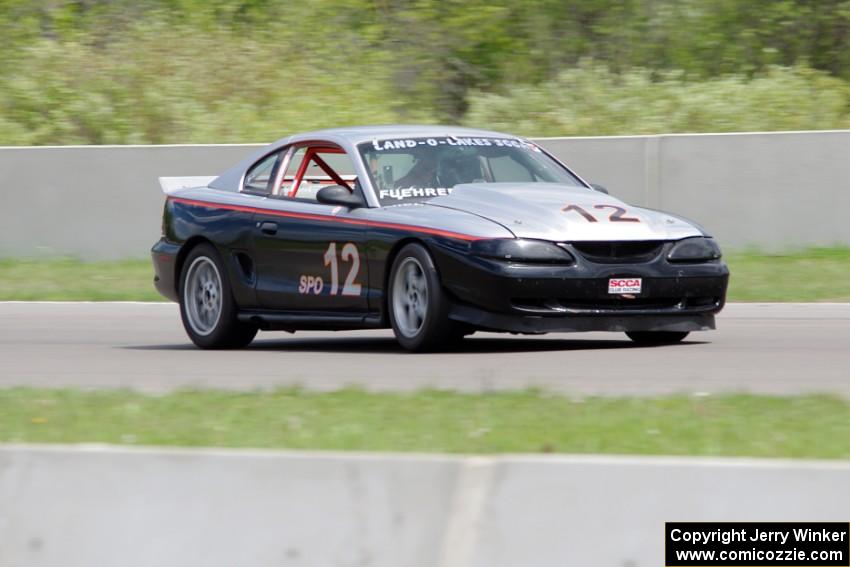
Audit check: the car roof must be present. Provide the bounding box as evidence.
[282,124,516,145]
[209,125,523,192]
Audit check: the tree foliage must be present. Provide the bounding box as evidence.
[1,0,850,144]
[465,63,850,136]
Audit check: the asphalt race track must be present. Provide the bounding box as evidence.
[1,302,848,395]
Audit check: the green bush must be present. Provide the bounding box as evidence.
[0,22,429,145]
[3,1,850,144]
[464,63,850,137]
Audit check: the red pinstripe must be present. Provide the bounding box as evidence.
[168,197,486,241]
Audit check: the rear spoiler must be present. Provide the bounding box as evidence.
[158,176,217,195]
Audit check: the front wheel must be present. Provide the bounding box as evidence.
[179,243,257,349]
[388,243,456,352]
[625,331,689,345]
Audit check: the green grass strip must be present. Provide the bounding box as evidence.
[0,258,162,301]
[725,248,850,301]
[1,388,848,459]
[0,247,848,302]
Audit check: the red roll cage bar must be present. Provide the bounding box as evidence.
[287,146,352,198]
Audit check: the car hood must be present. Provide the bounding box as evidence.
[424,183,705,241]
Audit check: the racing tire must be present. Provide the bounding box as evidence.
[388,243,456,352]
[179,243,257,349]
[625,331,689,345]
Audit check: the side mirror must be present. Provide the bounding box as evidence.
[316,185,366,208]
[590,183,609,194]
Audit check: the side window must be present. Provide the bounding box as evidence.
[243,152,281,194]
[279,145,358,202]
[279,148,307,196]
[488,155,535,182]
[368,153,415,192]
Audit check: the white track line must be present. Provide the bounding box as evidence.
[2,301,849,306]
[3,443,850,469]
[0,301,172,305]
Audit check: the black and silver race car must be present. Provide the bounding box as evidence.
[151,125,729,351]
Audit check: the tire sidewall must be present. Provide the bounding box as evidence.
[387,243,452,351]
[179,243,244,348]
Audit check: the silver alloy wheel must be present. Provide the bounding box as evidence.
[184,256,223,336]
[392,257,429,338]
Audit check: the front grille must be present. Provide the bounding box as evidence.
[569,241,665,264]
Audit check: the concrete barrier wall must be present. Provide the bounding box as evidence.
[1,130,849,258]
[0,144,261,260]
[2,445,849,567]
[0,445,458,567]
[545,130,850,250]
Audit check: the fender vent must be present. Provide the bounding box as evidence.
[234,252,255,283]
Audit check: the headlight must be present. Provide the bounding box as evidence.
[471,239,574,264]
[667,237,722,262]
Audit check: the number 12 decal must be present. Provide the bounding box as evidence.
[323,242,362,296]
[561,204,640,223]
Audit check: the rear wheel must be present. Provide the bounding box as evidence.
[388,243,456,352]
[625,331,689,345]
[179,243,257,349]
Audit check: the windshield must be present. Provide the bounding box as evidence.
[358,136,583,206]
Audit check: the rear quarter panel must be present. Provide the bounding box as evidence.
[160,188,260,307]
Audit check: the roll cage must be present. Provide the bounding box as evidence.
[285,145,353,198]
[240,141,359,200]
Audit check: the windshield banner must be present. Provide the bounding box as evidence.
[370,137,541,152]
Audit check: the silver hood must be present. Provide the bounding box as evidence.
[425,183,705,242]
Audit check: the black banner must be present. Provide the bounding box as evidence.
[666,522,850,567]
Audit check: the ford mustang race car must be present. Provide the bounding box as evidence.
[151,125,729,351]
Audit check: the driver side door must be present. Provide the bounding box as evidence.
[252,143,371,313]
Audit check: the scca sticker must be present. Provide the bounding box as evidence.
[608,278,642,294]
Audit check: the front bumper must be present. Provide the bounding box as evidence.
[431,239,729,333]
[448,302,715,333]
